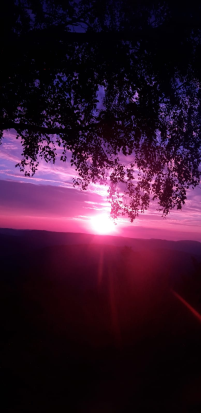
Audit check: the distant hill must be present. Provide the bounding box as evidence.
[1,227,201,256]
[1,228,201,289]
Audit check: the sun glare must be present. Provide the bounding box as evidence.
[90,214,116,235]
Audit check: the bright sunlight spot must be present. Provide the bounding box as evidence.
[90,214,116,235]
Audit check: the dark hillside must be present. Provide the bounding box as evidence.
[1,228,201,282]
[1,232,201,411]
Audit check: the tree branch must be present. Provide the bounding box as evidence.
[0,120,107,137]
[1,121,77,136]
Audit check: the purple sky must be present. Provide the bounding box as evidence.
[1,129,201,240]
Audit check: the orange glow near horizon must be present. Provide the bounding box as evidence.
[90,213,116,235]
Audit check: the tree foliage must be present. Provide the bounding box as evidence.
[1,0,201,220]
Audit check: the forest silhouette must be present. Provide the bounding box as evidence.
[1,0,201,219]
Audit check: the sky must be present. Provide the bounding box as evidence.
[1,128,201,241]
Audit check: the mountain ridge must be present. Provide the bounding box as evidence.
[1,227,201,256]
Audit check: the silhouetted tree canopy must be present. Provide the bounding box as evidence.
[1,0,201,220]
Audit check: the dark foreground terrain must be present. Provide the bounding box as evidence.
[1,229,201,412]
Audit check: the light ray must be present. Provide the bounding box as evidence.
[108,262,121,346]
[171,289,201,323]
[97,249,104,287]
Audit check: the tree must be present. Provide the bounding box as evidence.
[1,0,201,221]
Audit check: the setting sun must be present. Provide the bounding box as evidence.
[90,214,116,235]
